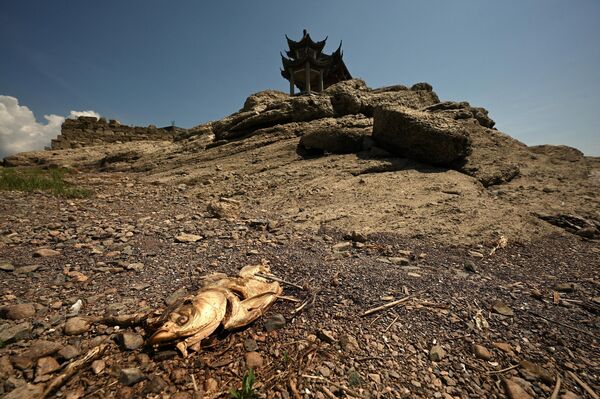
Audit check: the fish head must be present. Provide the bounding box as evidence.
[148,298,204,345]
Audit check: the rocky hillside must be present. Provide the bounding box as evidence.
[4,79,599,244]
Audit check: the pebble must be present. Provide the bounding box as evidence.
[554,283,575,293]
[64,317,91,335]
[503,378,533,399]
[204,377,219,392]
[118,368,146,386]
[174,233,202,243]
[3,383,44,399]
[317,329,336,344]
[14,265,40,274]
[473,344,493,360]
[264,314,286,332]
[492,301,514,316]
[144,375,168,395]
[0,261,14,271]
[368,373,381,384]
[388,257,410,265]
[245,351,264,369]
[0,303,36,320]
[429,345,447,362]
[118,332,144,350]
[243,338,259,352]
[493,342,514,354]
[464,261,477,273]
[91,359,105,374]
[33,248,60,257]
[519,360,553,384]
[165,287,188,306]
[0,322,32,343]
[126,262,144,271]
[57,345,80,360]
[561,391,582,399]
[36,356,60,376]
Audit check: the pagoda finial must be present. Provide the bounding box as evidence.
[303,29,307,36]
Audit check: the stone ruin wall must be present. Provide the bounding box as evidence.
[50,116,181,150]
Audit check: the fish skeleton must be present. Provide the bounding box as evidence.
[148,264,282,355]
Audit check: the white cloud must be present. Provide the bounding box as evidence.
[0,95,99,159]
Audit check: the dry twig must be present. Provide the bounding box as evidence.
[530,311,597,339]
[256,273,304,290]
[361,293,417,317]
[567,371,599,399]
[549,374,561,399]
[486,364,519,374]
[43,343,109,398]
[301,374,367,398]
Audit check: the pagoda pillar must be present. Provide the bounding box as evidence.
[289,69,295,95]
[305,62,311,94]
[318,70,324,92]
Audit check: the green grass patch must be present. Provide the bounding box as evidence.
[230,368,257,399]
[0,167,91,198]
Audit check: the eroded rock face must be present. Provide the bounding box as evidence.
[298,115,372,154]
[372,106,472,165]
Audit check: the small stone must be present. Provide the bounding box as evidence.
[316,329,336,344]
[0,322,32,343]
[503,378,533,399]
[175,233,202,243]
[519,360,553,384]
[153,350,178,361]
[91,359,105,374]
[57,345,80,360]
[0,303,36,320]
[429,345,447,362]
[23,340,63,360]
[64,317,91,335]
[493,342,514,354]
[3,383,44,399]
[0,355,14,378]
[368,373,381,384]
[468,250,484,258]
[204,377,219,392]
[348,369,362,387]
[118,368,146,386]
[561,391,582,399]
[118,332,144,350]
[33,248,60,257]
[332,242,352,252]
[36,357,60,376]
[0,261,14,272]
[245,351,263,369]
[144,375,168,395]
[264,314,286,332]
[554,283,575,293]
[14,265,40,274]
[388,257,410,265]
[165,287,188,306]
[319,365,331,378]
[492,301,514,316]
[126,263,144,271]
[464,261,477,273]
[243,338,258,352]
[473,344,493,361]
[339,334,360,352]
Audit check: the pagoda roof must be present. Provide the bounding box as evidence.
[285,30,327,54]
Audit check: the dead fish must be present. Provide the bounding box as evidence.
[148,265,282,355]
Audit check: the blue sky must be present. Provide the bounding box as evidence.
[1,0,599,156]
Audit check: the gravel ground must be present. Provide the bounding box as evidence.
[0,173,598,399]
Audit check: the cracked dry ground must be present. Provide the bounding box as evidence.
[0,173,598,399]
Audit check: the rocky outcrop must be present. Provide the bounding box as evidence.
[298,115,372,154]
[52,117,180,150]
[372,106,472,165]
[424,101,495,129]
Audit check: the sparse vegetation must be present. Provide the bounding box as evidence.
[229,368,257,399]
[0,167,91,198]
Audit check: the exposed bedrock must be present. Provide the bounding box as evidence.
[372,106,472,165]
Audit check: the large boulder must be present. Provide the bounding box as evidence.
[299,115,372,154]
[242,90,290,113]
[424,101,496,129]
[372,106,472,165]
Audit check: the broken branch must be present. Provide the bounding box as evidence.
[567,371,599,399]
[361,293,416,317]
[549,374,561,399]
[301,374,367,399]
[529,311,597,339]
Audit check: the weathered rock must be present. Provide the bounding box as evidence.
[264,314,286,332]
[57,345,79,360]
[503,378,533,399]
[519,360,553,384]
[243,338,258,352]
[244,351,264,369]
[424,101,496,128]
[118,368,146,386]
[64,317,91,335]
[0,322,32,343]
[410,82,433,91]
[91,359,105,374]
[241,90,290,113]
[317,329,337,344]
[3,383,44,399]
[117,332,144,350]
[429,345,447,362]
[174,233,202,243]
[372,106,472,165]
[492,301,514,316]
[0,261,14,272]
[0,303,36,320]
[35,356,60,376]
[299,115,372,154]
[165,287,188,306]
[33,248,60,257]
[207,200,239,219]
[473,344,493,360]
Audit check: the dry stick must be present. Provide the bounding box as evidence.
[83,380,118,398]
[530,311,598,339]
[43,343,109,398]
[486,364,520,374]
[256,273,304,290]
[289,378,302,399]
[302,374,367,399]
[567,371,599,399]
[549,374,562,399]
[361,293,417,317]
[191,374,199,395]
[384,315,400,332]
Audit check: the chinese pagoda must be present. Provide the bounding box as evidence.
[281,30,352,95]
